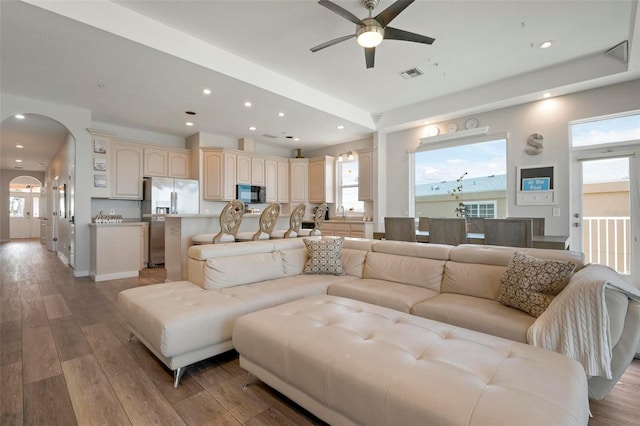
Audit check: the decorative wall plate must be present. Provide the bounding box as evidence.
[447,122,458,133]
[465,118,479,129]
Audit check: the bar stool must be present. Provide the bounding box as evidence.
[235,203,281,241]
[191,200,244,245]
[271,203,306,239]
[298,203,327,237]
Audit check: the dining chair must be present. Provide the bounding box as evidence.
[191,199,244,245]
[384,217,417,242]
[506,216,545,235]
[483,218,533,247]
[427,218,467,245]
[271,203,306,239]
[298,203,327,236]
[236,203,281,241]
[418,217,430,231]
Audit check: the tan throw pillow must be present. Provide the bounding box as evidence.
[303,237,344,275]
[497,251,576,317]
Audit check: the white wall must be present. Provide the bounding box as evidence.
[1,94,92,276]
[93,121,186,148]
[384,79,640,236]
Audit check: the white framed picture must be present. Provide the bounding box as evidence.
[94,174,107,188]
[94,158,107,171]
[94,139,107,154]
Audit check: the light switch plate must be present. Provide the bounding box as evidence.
[552,208,560,217]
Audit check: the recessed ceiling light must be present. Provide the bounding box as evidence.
[294,138,300,141]
[542,92,552,98]
[185,111,196,115]
[15,114,25,119]
[244,102,252,107]
[278,112,285,117]
[539,41,552,49]
[249,126,256,131]
[15,159,22,163]
[337,125,344,130]
[38,162,44,166]
[203,88,211,95]
[185,122,194,126]
[16,144,24,148]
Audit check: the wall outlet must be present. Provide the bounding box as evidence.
[109,209,115,215]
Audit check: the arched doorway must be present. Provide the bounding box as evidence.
[9,176,43,239]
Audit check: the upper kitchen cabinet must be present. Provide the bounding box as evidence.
[236,153,252,185]
[251,156,266,186]
[265,158,290,203]
[308,156,335,203]
[358,150,374,201]
[202,149,237,201]
[144,147,191,179]
[110,141,143,200]
[289,158,309,204]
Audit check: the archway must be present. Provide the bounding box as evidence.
[9,176,43,240]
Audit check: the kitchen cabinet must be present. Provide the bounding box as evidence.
[322,221,374,238]
[358,150,373,201]
[289,158,309,203]
[308,156,335,203]
[277,160,289,203]
[265,159,278,202]
[110,141,143,200]
[202,149,237,201]
[145,148,191,178]
[237,153,252,184]
[252,156,266,186]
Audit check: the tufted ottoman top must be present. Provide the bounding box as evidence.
[233,295,589,426]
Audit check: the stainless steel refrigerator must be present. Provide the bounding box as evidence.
[142,177,199,266]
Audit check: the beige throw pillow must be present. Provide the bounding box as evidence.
[303,237,344,275]
[497,251,576,317]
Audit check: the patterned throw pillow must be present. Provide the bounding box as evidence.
[303,237,344,275]
[497,251,576,317]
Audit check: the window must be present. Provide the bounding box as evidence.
[414,138,507,218]
[337,159,364,212]
[464,201,497,218]
[570,111,640,148]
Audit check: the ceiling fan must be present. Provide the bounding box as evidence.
[310,0,435,69]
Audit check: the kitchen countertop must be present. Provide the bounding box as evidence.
[324,219,374,224]
[89,221,145,227]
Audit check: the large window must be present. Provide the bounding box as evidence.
[571,111,640,148]
[337,159,364,213]
[414,138,507,218]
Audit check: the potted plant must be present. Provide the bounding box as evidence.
[447,172,468,218]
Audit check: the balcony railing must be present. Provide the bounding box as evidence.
[583,216,631,275]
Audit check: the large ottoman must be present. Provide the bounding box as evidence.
[233,295,589,426]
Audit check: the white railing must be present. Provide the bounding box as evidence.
[583,216,631,275]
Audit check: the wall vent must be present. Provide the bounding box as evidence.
[262,133,278,139]
[401,67,424,79]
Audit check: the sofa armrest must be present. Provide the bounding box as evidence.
[528,264,640,380]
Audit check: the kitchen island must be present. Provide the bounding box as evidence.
[165,214,291,281]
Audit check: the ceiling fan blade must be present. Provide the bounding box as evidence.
[374,0,415,27]
[365,47,375,69]
[384,26,435,45]
[310,34,355,52]
[318,0,364,25]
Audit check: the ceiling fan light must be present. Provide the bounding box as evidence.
[357,20,384,48]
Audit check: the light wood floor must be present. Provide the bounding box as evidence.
[1,239,638,425]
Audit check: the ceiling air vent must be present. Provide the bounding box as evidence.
[262,133,278,139]
[401,67,424,79]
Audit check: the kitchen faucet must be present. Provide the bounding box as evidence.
[337,205,346,221]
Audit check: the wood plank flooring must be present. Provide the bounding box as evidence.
[1,239,638,425]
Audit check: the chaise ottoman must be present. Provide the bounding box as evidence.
[233,295,589,426]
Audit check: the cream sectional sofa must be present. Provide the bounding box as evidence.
[118,237,640,399]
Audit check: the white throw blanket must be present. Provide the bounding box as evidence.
[527,264,640,379]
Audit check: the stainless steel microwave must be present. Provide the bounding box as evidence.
[236,184,266,204]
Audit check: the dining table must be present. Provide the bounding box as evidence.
[373,230,570,250]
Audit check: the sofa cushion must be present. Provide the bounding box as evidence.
[328,279,438,313]
[441,262,506,300]
[411,293,536,343]
[204,251,285,290]
[281,248,308,276]
[341,248,367,278]
[497,251,576,317]
[303,237,344,275]
[371,240,451,260]
[363,252,445,291]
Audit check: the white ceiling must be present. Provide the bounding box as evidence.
[1,0,638,172]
